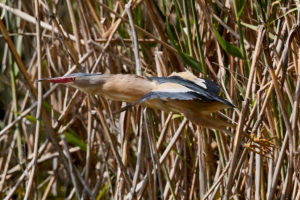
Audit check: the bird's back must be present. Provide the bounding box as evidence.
[140,72,235,129]
[143,71,234,112]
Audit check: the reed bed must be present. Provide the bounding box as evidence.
[0,0,299,199]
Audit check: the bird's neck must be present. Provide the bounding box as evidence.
[98,74,155,103]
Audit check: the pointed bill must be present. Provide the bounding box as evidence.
[38,76,74,83]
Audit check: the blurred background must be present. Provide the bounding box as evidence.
[0,0,299,199]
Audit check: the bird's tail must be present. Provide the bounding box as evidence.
[184,112,236,131]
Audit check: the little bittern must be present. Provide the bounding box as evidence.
[40,71,235,130]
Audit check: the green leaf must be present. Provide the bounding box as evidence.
[166,16,203,72]
[240,22,275,39]
[42,101,53,113]
[96,182,110,200]
[231,74,245,99]
[178,50,202,72]
[0,120,4,129]
[163,165,176,200]
[25,115,37,123]
[166,17,179,46]
[237,0,247,18]
[25,115,44,126]
[212,25,244,59]
[171,114,183,119]
[64,131,87,151]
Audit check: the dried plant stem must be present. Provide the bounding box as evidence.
[95,106,132,188]
[1,1,299,199]
[24,1,42,198]
[125,3,141,76]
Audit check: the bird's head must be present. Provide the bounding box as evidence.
[39,73,106,94]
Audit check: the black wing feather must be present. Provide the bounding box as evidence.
[115,91,206,114]
[148,76,234,107]
[149,76,220,95]
[136,91,205,104]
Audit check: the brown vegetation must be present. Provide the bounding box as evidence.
[0,0,299,199]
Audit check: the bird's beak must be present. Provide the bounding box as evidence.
[38,76,74,83]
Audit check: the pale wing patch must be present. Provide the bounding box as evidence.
[169,71,197,80]
[169,72,207,89]
[154,82,193,93]
[194,78,207,89]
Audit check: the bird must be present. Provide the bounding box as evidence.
[40,71,235,130]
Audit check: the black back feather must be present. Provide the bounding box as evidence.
[137,91,205,103]
[149,76,220,96]
[148,76,234,107]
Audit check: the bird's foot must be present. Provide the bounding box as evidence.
[244,133,275,158]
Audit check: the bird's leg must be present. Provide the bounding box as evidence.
[244,132,275,156]
[113,103,136,115]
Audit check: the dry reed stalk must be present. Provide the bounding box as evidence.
[0,0,299,199]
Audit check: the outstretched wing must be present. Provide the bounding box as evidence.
[115,90,207,114]
[116,72,234,114]
[149,75,220,96]
[136,91,206,104]
[148,75,234,107]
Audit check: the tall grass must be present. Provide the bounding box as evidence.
[0,0,299,199]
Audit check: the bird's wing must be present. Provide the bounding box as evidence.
[115,91,207,114]
[136,91,206,103]
[115,83,208,114]
[149,75,220,96]
[148,75,234,107]
[136,81,216,104]
[116,73,234,114]
[169,71,221,95]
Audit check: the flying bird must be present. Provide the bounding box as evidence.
[40,71,235,130]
